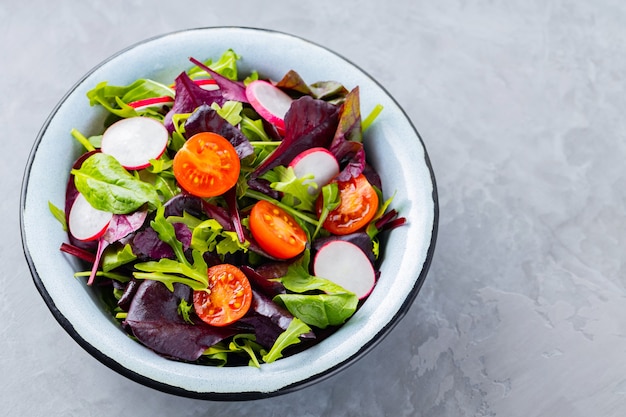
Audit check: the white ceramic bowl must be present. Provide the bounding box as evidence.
[20,27,438,400]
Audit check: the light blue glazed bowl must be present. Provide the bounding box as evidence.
[20,27,438,400]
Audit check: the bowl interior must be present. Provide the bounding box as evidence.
[21,27,437,399]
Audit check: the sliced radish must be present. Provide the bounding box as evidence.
[128,96,174,111]
[100,116,169,170]
[313,240,376,299]
[194,79,219,90]
[246,80,293,134]
[289,147,340,195]
[68,193,113,242]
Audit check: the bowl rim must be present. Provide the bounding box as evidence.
[20,26,439,400]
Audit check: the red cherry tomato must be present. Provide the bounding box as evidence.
[173,132,240,197]
[249,200,307,259]
[193,264,252,327]
[318,173,379,235]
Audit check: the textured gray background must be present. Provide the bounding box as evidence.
[4,1,626,416]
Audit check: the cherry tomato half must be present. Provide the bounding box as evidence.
[173,132,240,198]
[249,200,307,259]
[193,264,252,327]
[317,173,379,235]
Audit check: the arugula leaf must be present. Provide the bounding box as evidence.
[262,318,312,363]
[201,334,265,367]
[167,211,204,229]
[71,153,160,214]
[147,155,173,174]
[102,243,137,272]
[202,342,230,367]
[216,231,249,256]
[133,255,208,292]
[211,100,243,126]
[190,218,223,252]
[133,207,211,291]
[150,205,188,265]
[229,334,263,368]
[240,114,272,142]
[177,298,195,325]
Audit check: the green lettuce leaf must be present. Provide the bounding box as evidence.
[86,79,174,118]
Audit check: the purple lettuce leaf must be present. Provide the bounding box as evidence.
[240,264,287,298]
[184,104,254,159]
[329,87,367,181]
[275,70,348,101]
[252,96,340,177]
[238,315,284,349]
[162,193,234,233]
[188,57,248,104]
[123,280,236,361]
[163,193,204,218]
[103,210,148,244]
[246,177,281,200]
[117,278,140,311]
[223,187,245,243]
[163,71,225,132]
[274,70,313,96]
[330,87,362,148]
[87,210,148,285]
[332,140,366,182]
[200,199,233,231]
[131,223,191,260]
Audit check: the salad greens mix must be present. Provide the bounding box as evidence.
[52,49,406,367]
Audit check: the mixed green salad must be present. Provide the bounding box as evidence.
[50,50,406,367]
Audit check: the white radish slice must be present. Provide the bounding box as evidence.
[289,147,340,195]
[313,240,376,299]
[100,116,169,170]
[128,96,174,111]
[68,193,113,242]
[246,80,293,133]
[194,79,219,90]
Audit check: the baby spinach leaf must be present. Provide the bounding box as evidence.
[274,250,358,328]
[71,153,160,214]
[274,293,357,328]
